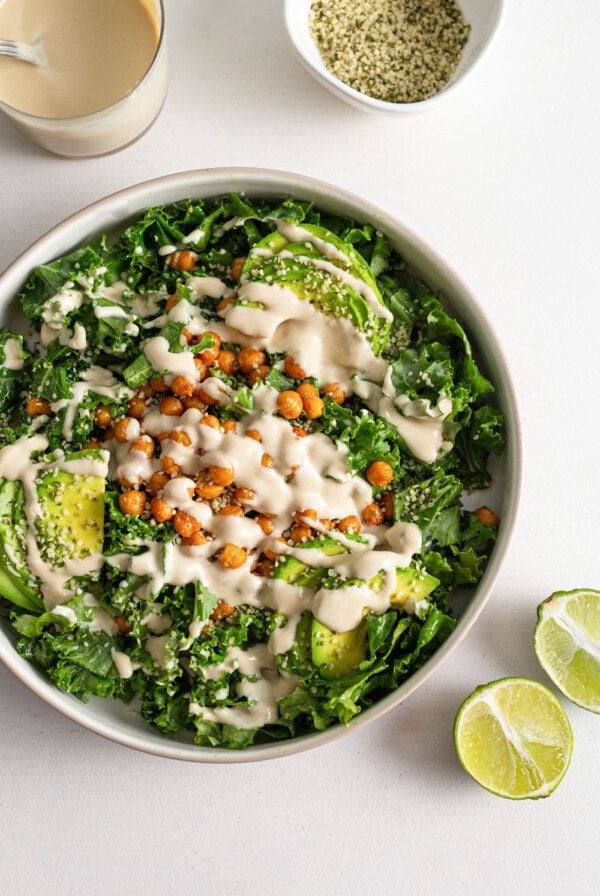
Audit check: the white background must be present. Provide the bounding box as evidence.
[1,2,599,894]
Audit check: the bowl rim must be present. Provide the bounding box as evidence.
[283,0,506,113]
[0,167,522,763]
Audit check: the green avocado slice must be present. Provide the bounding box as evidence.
[311,618,368,679]
[0,479,43,612]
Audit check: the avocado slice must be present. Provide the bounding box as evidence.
[0,479,43,612]
[311,617,367,679]
[241,224,391,353]
[272,533,366,586]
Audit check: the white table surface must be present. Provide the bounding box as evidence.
[1,2,599,894]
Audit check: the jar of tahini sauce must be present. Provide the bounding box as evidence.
[0,0,167,156]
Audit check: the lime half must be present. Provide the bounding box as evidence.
[534,588,600,713]
[454,678,573,799]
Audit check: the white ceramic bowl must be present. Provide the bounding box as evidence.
[284,0,505,115]
[0,168,521,762]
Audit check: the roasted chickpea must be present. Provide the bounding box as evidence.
[117,474,140,489]
[230,257,246,281]
[209,465,235,487]
[210,600,236,622]
[245,429,262,442]
[171,375,195,398]
[195,472,224,500]
[26,396,51,417]
[118,490,146,516]
[474,506,500,527]
[168,250,197,272]
[290,525,312,545]
[277,390,303,420]
[183,394,205,411]
[173,511,201,538]
[221,419,237,434]
[181,531,209,547]
[193,356,207,381]
[252,559,274,578]
[165,430,192,447]
[159,396,184,417]
[338,515,361,534]
[201,414,221,431]
[218,505,244,518]
[114,417,136,444]
[197,387,220,406]
[197,332,221,366]
[218,544,247,569]
[302,395,324,419]
[138,383,155,400]
[292,426,307,438]
[130,437,155,459]
[150,376,168,393]
[102,426,115,442]
[165,294,180,313]
[217,350,238,375]
[238,347,266,374]
[293,509,317,526]
[83,439,101,450]
[127,396,147,419]
[261,453,274,469]
[264,537,286,561]
[114,615,132,635]
[283,356,307,379]
[362,502,385,526]
[234,487,255,506]
[181,328,193,344]
[323,382,346,405]
[297,383,319,401]
[217,295,235,314]
[150,497,175,523]
[147,471,170,496]
[247,365,270,387]
[320,518,334,530]
[94,404,113,428]
[256,516,274,536]
[161,456,181,476]
[366,460,394,488]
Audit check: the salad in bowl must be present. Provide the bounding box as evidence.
[0,190,505,750]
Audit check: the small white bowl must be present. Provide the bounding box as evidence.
[284,0,505,115]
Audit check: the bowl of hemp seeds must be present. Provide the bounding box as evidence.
[284,0,505,114]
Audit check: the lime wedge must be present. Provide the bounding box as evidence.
[534,588,600,713]
[454,678,573,799]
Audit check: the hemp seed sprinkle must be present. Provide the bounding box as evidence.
[309,0,470,104]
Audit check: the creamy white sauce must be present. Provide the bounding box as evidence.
[2,338,25,370]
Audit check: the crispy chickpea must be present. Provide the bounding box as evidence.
[323,382,346,405]
[168,250,197,272]
[217,350,238,376]
[114,615,132,635]
[26,397,52,417]
[193,356,207,381]
[218,544,247,569]
[290,524,312,545]
[247,365,270,387]
[118,490,146,516]
[150,497,175,523]
[238,347,266,374]
[283,356,307,379]
[114,417,136,444]
[183,394,205,411]
[102,426,115,442]
[181,531,209,547]
[94,404,113,428]
[234,487,255,506]
[197,332,221,365]
[165,430,192,447]
[246,429,262,442]
[209,465,235,487]
[83,439,101,450]
[146,471,170,496]
[127,397,147,419]
[218,505,244,518]
[302,395,324,419]
[159,396,184,417]
[161,456,181,476]
[138,383,155,399]
[173,511,201,538]
[257,516,274,536]
[366,460,394,487]
[195,472,224,500]
[292,426,307,438]
[320,518,334,530]
[181,327,193,344]
[230,256,246,281]
[171,375,195,398]
[197,387,220,406]
[294,508,317,526]
[474,506,500,528]
[264,537,286,561]
[217,295,235,314]
[165,294,180,313]
[382,492,395,521]
[150,376,168,393]
[130,437,155,459]
[261,453,274,469]
[338,515,361,534]
[117,474,140,489]
[297,383,319,401]
[277,390,303,419]
[252,559,274,578]
[221,419,237,434]
[211,600,236,622]
[201,414,221,431]
[362,502,385,526]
